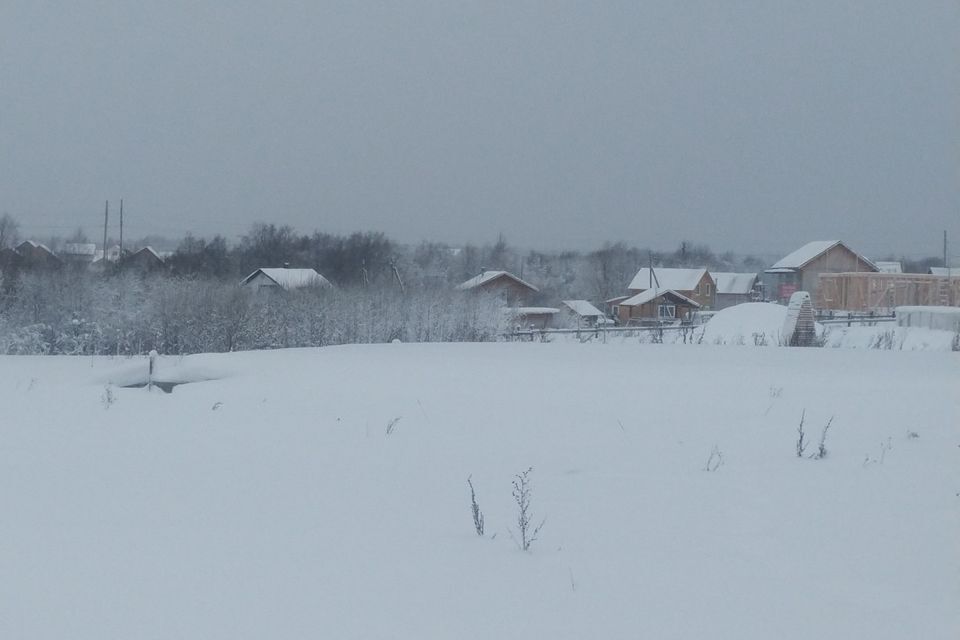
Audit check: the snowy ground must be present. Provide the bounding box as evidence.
[1,343,958,639]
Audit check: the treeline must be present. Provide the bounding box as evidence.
[0,271,503,355]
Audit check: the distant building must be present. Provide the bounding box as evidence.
[874,261,903,274]
[240,267,332,292]
[763,241,876,305]
[560,300,612,328]
[60,243,98,268]
[456,270,539,305]
[15,241,62,270]
[627,267,715,309]
[120,247,166,273]
[712,272,759,310]
[505,307,559,330]
[615,289,701,325]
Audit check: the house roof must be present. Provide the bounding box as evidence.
[928,267,958,276]
[62,243,97,256]
[240,267,332,290]
[561,300,606,317]
[712,272,758,295]
[620,288,701,308]
[874,261,903,274]
[628,267,710,292]
[456,270,539,293]
[131,246,164,261]
[17,240,56,254]
[506,307,559,315]
[768,241,877,272]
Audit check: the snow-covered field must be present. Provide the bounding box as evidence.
[1,343,958,639]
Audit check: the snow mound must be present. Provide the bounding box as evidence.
[701,302,791,345]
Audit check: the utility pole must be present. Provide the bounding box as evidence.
[102,200,109,270]
[119,198,124,260]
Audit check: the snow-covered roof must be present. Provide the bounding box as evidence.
[62,243,97,256]
[505,307,559,315]
[605,295,630,304]
[241,268,332,290]
[456,270,539,292]
[874,261,903,274]
[131,246,164,261]
[18,240,55,254]
[769,241,876,271]
[628,267,709,292]
[561,300,605,317]
[928,267,957,276]
[620,288,701,308]
[712,272,758,295]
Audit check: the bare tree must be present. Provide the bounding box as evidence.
[0,213,19,249]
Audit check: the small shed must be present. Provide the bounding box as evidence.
[506,307,559,330]
[560,300,611,328]
[712,272,759,310]
[240,267,332,292]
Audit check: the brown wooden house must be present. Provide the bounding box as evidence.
[763,241,876,305]
[627,267,716,309]
[615,289,701,325]
[15,241,62,270]
[456,270,539,305]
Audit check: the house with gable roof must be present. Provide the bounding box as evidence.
[762,241,876,305]
[240,267,333,293]
[627,267,716,309]
[456,270,539,305]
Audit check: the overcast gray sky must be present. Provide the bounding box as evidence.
[1,1,957,257]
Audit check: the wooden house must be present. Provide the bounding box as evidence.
[456,270,538,305]
[120,247,166,273]
[627,267,715,309]
[763,241,876,305]
[15,241,62,270]
[615,289,701,325]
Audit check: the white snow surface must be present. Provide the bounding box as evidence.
[700,302,795,344]
[1,344,958,639]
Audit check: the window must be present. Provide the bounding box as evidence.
[658,304,676,319]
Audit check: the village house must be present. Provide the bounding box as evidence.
[711,272,759,310]
[120,247,167,273]
[14,241,62,270]
[60,243,98,268]
[614,288,701,325]
[456,270,539,305]
[240,267,332,293]
[762,241,876,305]
[627,267,716,309]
